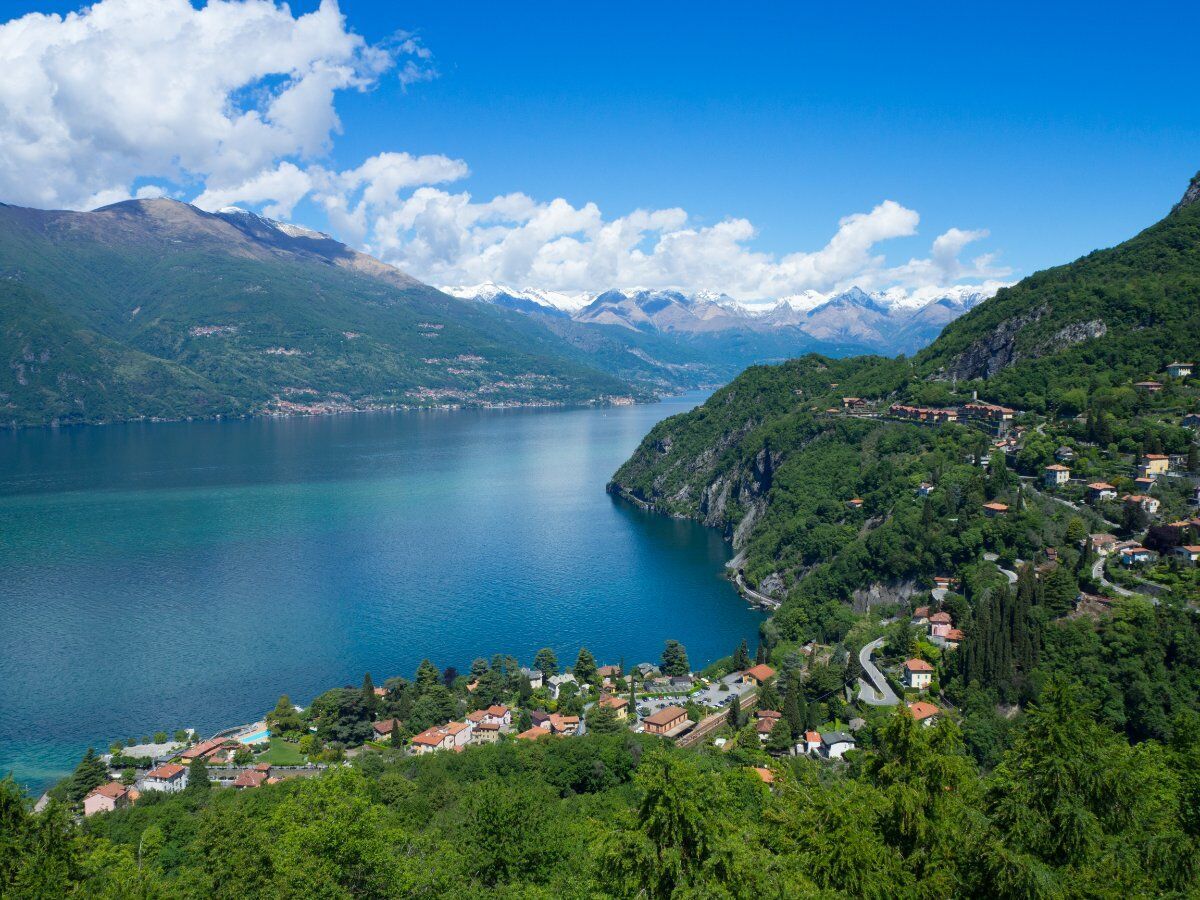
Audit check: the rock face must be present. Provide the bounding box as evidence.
[932,305,1047,381]
[1172,172,1200,214]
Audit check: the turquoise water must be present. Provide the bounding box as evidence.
[0,395,761,791]
[237,730,270,745]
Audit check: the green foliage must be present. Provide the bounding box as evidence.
[659,639,690,677]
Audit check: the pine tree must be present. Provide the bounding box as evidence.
[731,639,751,671]
[533,647,558,677]
[186,758,210,792]
[755,642,768,665]
[573,647,598,685]
[1189,442,1199,473]
[389,719,402,748]
[415,659,441,690]
[783,682,803,739]
[766,718,793,755]
[660,640,690,677]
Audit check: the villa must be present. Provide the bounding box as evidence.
[1087,482,1117,502]
[1043,463,1070,487]
[233,767,269,789]
[547,673,577,698]
[911,606,930,625]
[516,726,551,740]
[548,713,580,736]
[1124,494,1160,515]
[1090,533,1118,555]
[983,501,1009,517]
[742,663,776,685]
[179,737,235,762]
[141,763,188,793]
[598,695,629,719]
[1135,380,1164,393]
[1139,454,1170,477]
[903,658,934,690]
[1119,546,1155,566]
[83,781,134,816]
[372,719,401,740]
[1167,362,1194,378]
[411,721,472,755]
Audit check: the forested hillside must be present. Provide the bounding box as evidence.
[0,200,666,425]
[7,679,1200,898]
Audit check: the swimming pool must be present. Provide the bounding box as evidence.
[237,728,270,745]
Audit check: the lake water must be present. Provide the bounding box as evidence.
[0,395,762,791]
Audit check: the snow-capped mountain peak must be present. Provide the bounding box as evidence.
[215,206,331,241]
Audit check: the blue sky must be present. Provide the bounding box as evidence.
[1,0,1196,298]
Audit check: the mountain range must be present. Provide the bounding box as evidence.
[444,282,994,354]
[0,197,988,426]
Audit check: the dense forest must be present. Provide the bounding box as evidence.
[6,681,1200,898]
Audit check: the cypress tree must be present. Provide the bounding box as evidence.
[731,639,751,671]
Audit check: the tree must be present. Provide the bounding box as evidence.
[587,702,622,735]
[766,718,794,755]
[266,694,303,737]
[186,758,210,793]
[660,640,690,677]
[470,657,489,678]
[573,647,598,686]
[731,639,751,671]
[1189,442,1199,473]
[361,672,377,713]
[389,719,403,748]
[442,666,458,688]
[415,659,441,691]
[233,746,253,766]
[533,647,559,678]
[63,748,108,805]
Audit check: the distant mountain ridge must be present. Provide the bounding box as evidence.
[446,282,995,354]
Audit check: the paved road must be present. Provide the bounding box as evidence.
[983,552,1018,584]
[856,636,899,707]
[733,571,781,610]
[1092,557,1134,597]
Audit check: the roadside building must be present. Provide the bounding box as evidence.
[84,782,133,816]
[1139,454,1171,477]
[911,606,930,626]
[233,768,268,789]
[1090,533,1118,555]
[411,721,472,755]
[643,706,690,737]
[180,737,235,762]
[598,695,629,720]
[903,658,934,690]
[742,664,776,686]
[1119,546,1155,566]
[1043,464,1071,487]
[1088,482,1117,502]
[142,763,188,793]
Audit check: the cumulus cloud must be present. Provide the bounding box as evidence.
[0,0,427,210]
[0,0,1008,301]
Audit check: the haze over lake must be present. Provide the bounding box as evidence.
[0,395,762,791]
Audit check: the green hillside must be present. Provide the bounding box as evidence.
[0,199,647,425]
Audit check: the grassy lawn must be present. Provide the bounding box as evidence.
[255,738,306,766]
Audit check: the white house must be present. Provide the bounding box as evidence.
[411,721,473,755]
[803,730,822,755]
[903,658,934,690]
[908,702,940,727]
[519,667,544,690]
[547,673,576,699]
[1043,464,1070,487]
[820,732,856,759]
[141,763,188,793]
[1087,482,1117,502]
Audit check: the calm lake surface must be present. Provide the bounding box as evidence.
[0,395,761,791]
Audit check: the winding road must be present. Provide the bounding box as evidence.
[856,636,899,707]
[733,571,781,610]
[983,552,1019,584]
[1092,556,1134,597]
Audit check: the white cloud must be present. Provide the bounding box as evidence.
[0,0,1008,302]
[0,0,423,210]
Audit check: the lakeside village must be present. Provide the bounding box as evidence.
[55,361,1200,817]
